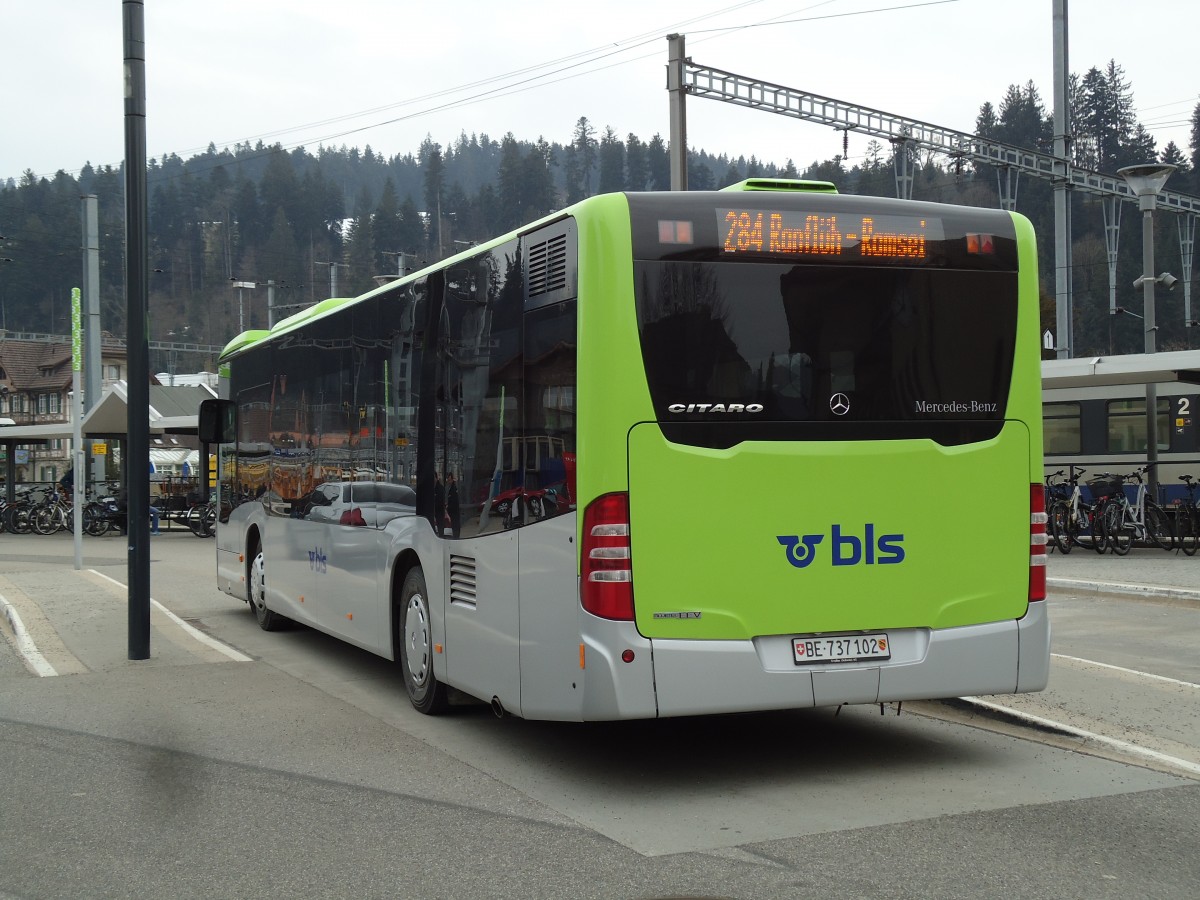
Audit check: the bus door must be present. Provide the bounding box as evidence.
[315,480,395,652]
[444,530,520,709]
[436,249,524,711]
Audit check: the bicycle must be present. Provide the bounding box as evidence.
[81,486,124,537]
[1174,475,1200,556]
[1098,466,1174,555]
[186,496,218,537]
[31,487,72,536]
[2,490,36,535]
[1047,465,1100,554]
[1085,473,1132,554]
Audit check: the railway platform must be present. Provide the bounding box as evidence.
[1047,545,1200,601]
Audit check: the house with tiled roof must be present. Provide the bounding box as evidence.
[0,333,128,482]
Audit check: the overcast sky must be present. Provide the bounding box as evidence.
[3,0,1195,187]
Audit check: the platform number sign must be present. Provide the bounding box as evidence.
[1175,397,1194,446]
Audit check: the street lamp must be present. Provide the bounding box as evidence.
[1118,163,1177,500]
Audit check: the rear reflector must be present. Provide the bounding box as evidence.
[581,492,635,620]
[1030,484,1047,601]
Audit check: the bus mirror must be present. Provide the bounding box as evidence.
[198,399,236,443]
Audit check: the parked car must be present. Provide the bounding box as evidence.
[303,481,416,528]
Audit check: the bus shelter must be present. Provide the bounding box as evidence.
[0,383,213,503]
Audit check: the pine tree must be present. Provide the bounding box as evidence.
[563,117,598,203]
[598,127,625,193]
[625,133,649,191]
[1190,101,1200,193]
[646,134,670,190]
[373,178,404,277]
[496,133,524,231]
[521,138,557,219]
[1076,62,1135,172]
[343,186,376,295]
[419,137,445,219]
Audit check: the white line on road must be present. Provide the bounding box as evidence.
[90,570,252,663]
[1052,653,1200,689]
[962,695,1200,777]
[0,592,58,677]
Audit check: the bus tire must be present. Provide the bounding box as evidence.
[249,542,286,631]
[398,567,448,715]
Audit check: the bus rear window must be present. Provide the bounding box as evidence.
[635,261,1018,447]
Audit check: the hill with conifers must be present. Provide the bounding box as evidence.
[1,60,1197,371]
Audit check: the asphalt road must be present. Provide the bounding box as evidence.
[1,530,1198,899]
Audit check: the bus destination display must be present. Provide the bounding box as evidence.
[718,208,945,260]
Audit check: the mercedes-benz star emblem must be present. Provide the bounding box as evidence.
[829,393,851,416]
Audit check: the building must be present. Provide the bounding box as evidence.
[0,332,127,483]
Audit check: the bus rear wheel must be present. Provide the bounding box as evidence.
[398,568,448,715]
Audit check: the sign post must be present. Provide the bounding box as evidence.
[71,287,84,569]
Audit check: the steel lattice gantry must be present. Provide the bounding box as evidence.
[666,39,1200,353]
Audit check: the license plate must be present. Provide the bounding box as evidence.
[792,633,891,665]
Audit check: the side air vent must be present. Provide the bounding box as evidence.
[449,554,478,608]
[523,219,577,310]
[529,234,567,295]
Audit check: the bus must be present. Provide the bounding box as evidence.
[199,180,1050,721]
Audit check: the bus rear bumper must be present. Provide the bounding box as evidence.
[644,602,1050,718]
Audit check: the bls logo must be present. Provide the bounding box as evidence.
[777,525,905,569]
[308,546,328,574]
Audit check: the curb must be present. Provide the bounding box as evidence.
[0,591,58,676]
[1047,576,1200,603]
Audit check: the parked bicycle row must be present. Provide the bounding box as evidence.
[1043,464,1200,555]
[0,484,216,538]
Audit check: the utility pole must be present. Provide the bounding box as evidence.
[81,194,103,488]
[123,0,151,660]
[232,280,256,332]
[314,261,346,299]
[1052,0,1073,358]
[667,33,688,191]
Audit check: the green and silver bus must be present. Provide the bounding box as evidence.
[200,180,1049,721]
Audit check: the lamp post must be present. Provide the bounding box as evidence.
[1118,163,1177,501]
[0,255,13,331]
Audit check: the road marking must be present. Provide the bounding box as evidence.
[89,570,252,663]
[1052,653,1200,689]
[961,695,1200,777]
[0,591,59,677]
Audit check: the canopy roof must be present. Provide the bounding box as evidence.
[1042,350,1200,391]
[0,382,214,443]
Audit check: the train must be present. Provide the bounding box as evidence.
[1042,349,1200,505]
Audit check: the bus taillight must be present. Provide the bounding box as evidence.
[582,492,635,620]
[1030,484,1047,601]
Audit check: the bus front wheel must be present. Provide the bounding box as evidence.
[249,542,286,631]
[398,568,448,715]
